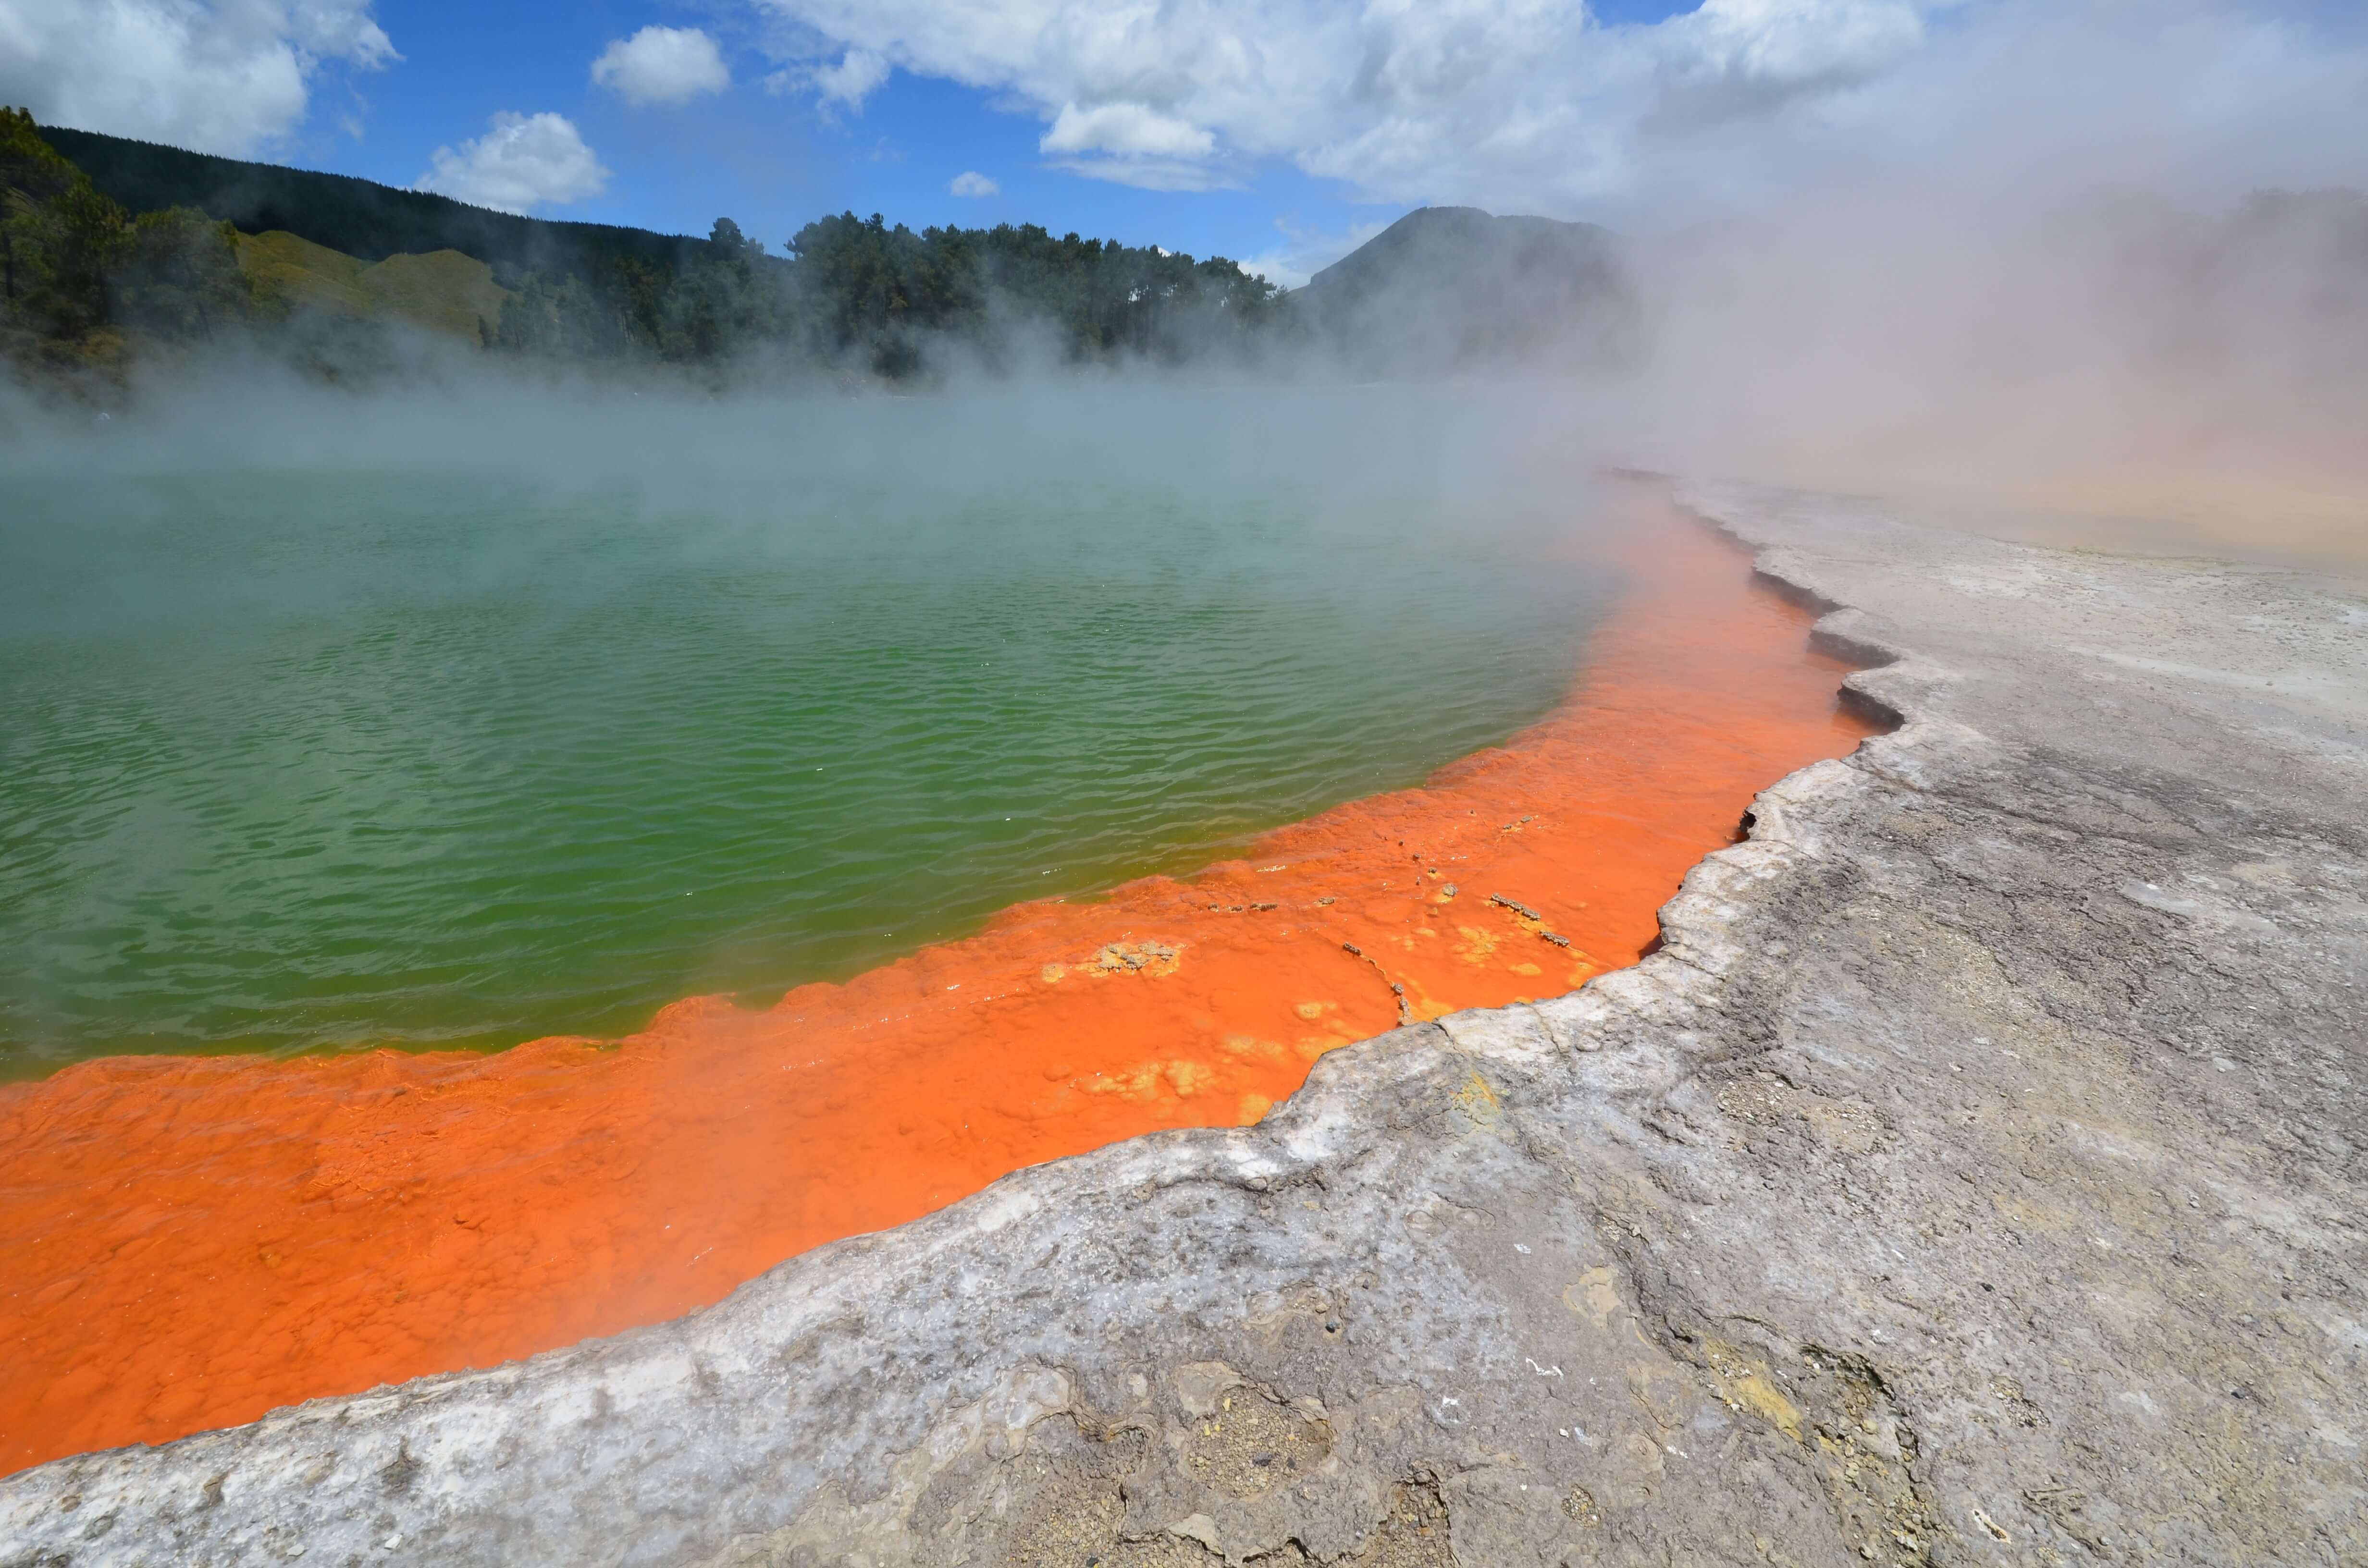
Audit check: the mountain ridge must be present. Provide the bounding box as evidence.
[1295,204,1637,369]
[37,123,699,282]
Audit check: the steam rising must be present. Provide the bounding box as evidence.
[1595,187,2368,564]
[1573,0,2368,560]
[4,2,2365,564]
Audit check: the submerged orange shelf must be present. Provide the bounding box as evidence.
[0,496,1877,1475]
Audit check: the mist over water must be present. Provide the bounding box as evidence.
[0,382,1614,1072]
[8,0,2361,1072]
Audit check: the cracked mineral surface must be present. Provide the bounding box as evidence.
[4,484,2363,1566]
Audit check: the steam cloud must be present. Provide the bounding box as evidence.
[5,1,2365,564]
[1570,1,2368,561]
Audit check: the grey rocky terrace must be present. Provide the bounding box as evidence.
[4,484,2363,1566]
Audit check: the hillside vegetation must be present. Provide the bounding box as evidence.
[236,231,512,342]
[6,111,1664,389]
[38,123,691,281]
[6,114,1292,381]
[2,109,249,371]
[1293,206,1637,372]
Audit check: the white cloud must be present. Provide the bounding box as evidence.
[0,0,395,157]
[746,0,2368,214]
[949,170,999,196]
[771,47,892,110]
[591,26,730,106]
[414,112,609,214]
[1672,0,1926,86]
[1039,100,1226,186]
[749,0,1936,200]
[1041,102,1215,159]
[1048,157,1241,193]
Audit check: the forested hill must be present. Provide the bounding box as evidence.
[7,113,1285,378]
[1293,206,1636,371]
[11,117,1655,385]
[39,124,697,281]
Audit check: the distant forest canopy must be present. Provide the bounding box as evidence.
[489,211,1288,370]
[3,114,1289,380]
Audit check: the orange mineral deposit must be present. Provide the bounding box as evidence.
[0,499,1879,1475]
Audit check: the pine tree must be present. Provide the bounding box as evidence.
[117,206,252,342]
[1,106,130,356]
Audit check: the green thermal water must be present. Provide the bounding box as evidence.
[0,386,1615,1073]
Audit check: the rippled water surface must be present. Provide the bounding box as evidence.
[0,386,1615,1071]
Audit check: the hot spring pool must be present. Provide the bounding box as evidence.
[0,384,1616,1072]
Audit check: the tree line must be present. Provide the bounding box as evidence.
[2,109,251,369]
[3,110,1289,383]
[489,212,1287,371]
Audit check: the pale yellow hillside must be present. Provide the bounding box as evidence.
[237,230,373,317]
[362,251,513,340]
[236,231,513,342]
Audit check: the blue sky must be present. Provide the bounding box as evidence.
[340,6,1384,266]
[305,0,1702,273]
[6,0,2364,286]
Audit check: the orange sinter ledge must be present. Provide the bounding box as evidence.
[0,497,1880,1476]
